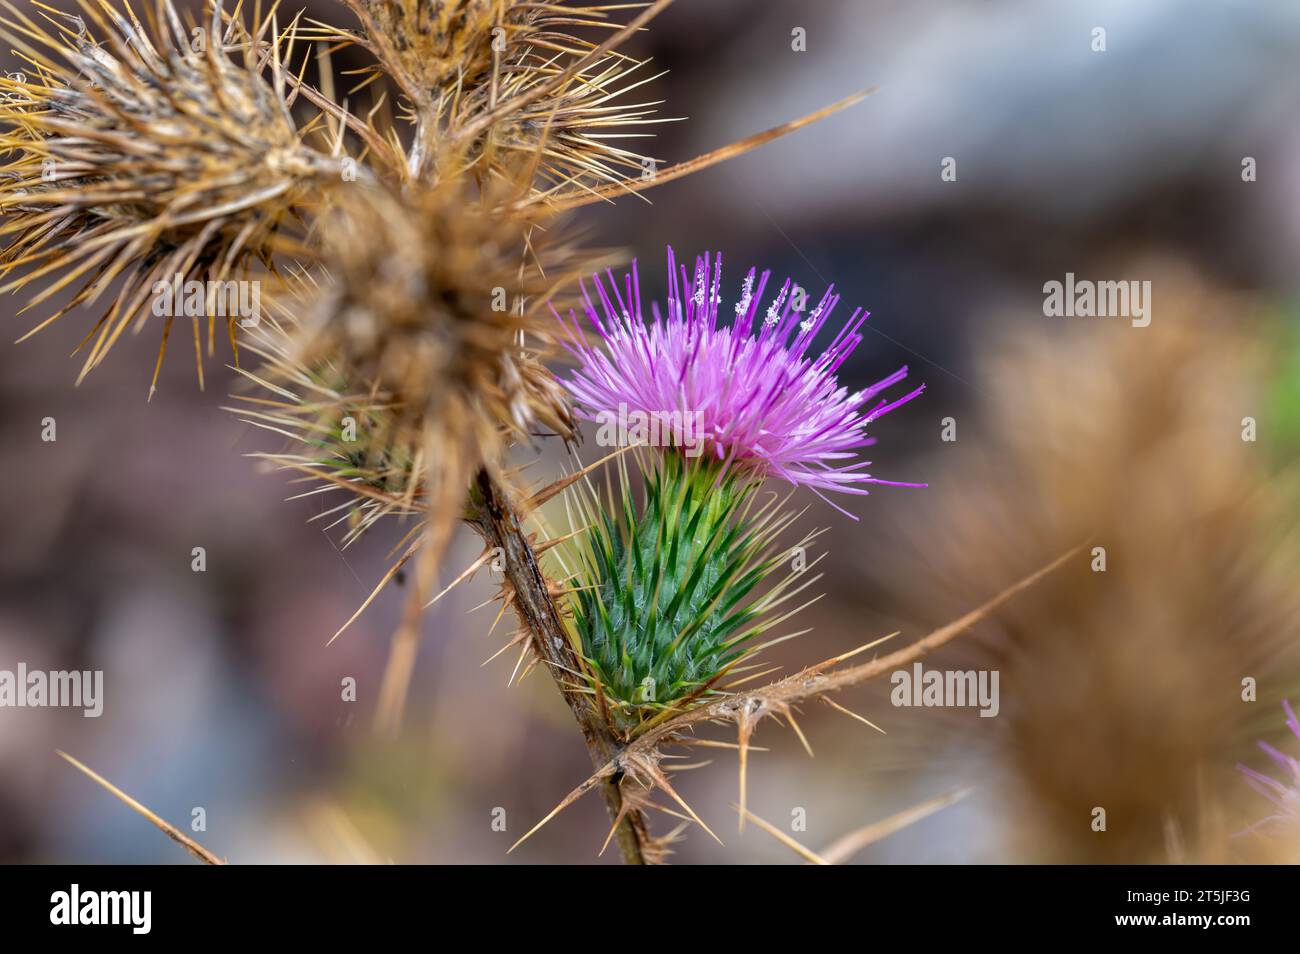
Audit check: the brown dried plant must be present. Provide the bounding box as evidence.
[0,0,349,393]
[875,263,1300,863]
[314,0,681,190]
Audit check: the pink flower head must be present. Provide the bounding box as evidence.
[556,248,925,513]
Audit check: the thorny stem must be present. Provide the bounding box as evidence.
[468,468,651,865]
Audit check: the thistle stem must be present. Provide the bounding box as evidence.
[469,469,651,865]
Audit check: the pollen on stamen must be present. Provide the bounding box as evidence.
[735,274,755,317]
[764,294,785,327]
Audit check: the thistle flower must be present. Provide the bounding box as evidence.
[0,0,343,390]
[558,248,926,504]
[1239,700,1300,837]
[551,250,923,731]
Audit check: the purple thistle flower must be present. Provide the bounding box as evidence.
[556,248,925,513]
[1238,700,1300,835]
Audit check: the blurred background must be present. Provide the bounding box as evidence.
[4,0,1300,863]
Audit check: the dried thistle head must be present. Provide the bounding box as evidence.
[312,180,577,444]
[345,0,550,92]
[228,266,426,547]
[331,0,671,191]
[0,0,344,391]
[233,172,589,549]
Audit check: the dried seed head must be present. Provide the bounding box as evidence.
[348,0,530,92]
[233,173,588,546]
[308,178,578,449]
[0,0,345,389]
[336,0,670,191]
